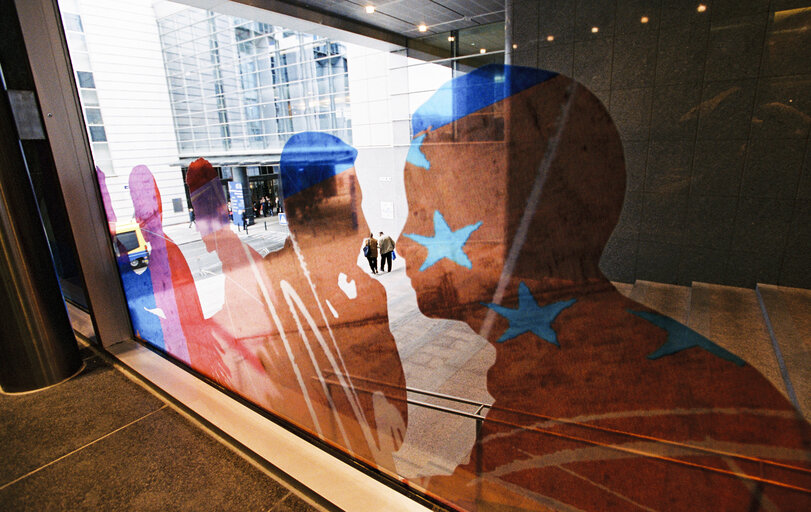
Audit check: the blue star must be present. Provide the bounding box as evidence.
[404,210,482,271]
[629,310,745,366]
[406,133,430,170]
[483,282,576,345]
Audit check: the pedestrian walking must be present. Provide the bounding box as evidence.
[188,207,195,228]
[378,231,395,272]
[363,233,378,274]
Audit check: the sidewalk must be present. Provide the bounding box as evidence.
[164,214,290,246]
[0,341,324,512]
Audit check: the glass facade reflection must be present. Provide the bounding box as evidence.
[156,10,352,155]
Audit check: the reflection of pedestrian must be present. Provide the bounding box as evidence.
[188,207,195,228]
[241,211,248,234]
[363,233,378,274]
[378,231,395,272]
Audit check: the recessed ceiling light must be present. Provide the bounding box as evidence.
[418,23,427,32]
[547,35,554,42]
[480,48,486,54]
[591,26,599,33]
[364,5,375,14]
[448,36,455,42]
[512,43,518,49]
[697,4,707,12]
[640,16,649,23]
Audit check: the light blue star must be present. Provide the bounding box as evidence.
[406,133,430,169]
[629,310,745,366]
[404,210,482,271]
[483,282,576,345]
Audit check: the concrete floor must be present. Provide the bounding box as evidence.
[0,343,324,512]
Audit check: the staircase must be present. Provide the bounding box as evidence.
[613,280,810,420]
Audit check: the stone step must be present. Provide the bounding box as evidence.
[755,283,810,418]
[611,281,633,299]
[687,282,796,415]
[629,280,692,323]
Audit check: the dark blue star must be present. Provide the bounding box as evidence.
[629,310,745,365]
[404,210,482,271]
[483,282,576,345]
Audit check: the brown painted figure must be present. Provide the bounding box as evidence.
[397,65,810,510]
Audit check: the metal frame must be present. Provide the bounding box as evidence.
[14,0,132,347]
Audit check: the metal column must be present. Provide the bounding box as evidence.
[0,72,82,393]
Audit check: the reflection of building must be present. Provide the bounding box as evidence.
[155,5,352,220]
[58,0,186,225]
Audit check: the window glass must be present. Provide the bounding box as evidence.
[76,70,95,88]
[58,1,811,511]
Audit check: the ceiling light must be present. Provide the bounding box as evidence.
[512,43,518,49]
[697,4,707,12]
[365,5,375,14]
[547,35,554,42]
[480,48,486,54]
[640,16,649,23]
[418,23,427,32]
[591,26,599,33]
[448,36,455,42]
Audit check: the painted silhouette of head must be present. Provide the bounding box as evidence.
[400,64,625,318]
[279,132,361,240]
[129,165,162,226]
[186,158,229,245]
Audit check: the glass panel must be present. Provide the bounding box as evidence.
[88,125,106,141]
[62,12,83,32]
[58,0,811,510]
[76,70,95,88]
[84,107,102,124]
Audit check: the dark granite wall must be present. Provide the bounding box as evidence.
[510,0,810,288]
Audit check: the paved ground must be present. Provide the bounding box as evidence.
[0,343,326,512]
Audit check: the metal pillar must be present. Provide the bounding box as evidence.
[0,77,82,392]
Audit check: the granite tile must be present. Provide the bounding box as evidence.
[639,192,688,243]
[750,75,811,140]
[785,199,811,255]
[655,23,710,86]
[708,0,770,20]
[645,140,693,195]
[538,42,574,76]
[779,253,811,289]
[623,140,648,192]
[660,0,713,27]
[636,240,682,283]
[600,235,638,283]
[705,14,768,82]
[684,194,737,250]
[650,83,702,140]
[610,87,653,141]
[512,0,539,46]
[799,142,811,199]
[615,0,662,34]
[0,355,164,486]
[740,138,805,198]
[575,0,615,40]
[760,7,811,77]
[511,46,538,68]
[697,79,757,139]
[0,408,295,512]
[678,247,727,286]
[724,250,781,287]
[612,31,658,89]
[730,196,794,252]
[538,0,577,44]
[611,191,643,239]
[690,139,747,196]
[273,492,321,512]
[573,37,613,91]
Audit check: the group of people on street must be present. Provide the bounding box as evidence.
[363,231,395,274]
[255,196,280,217]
